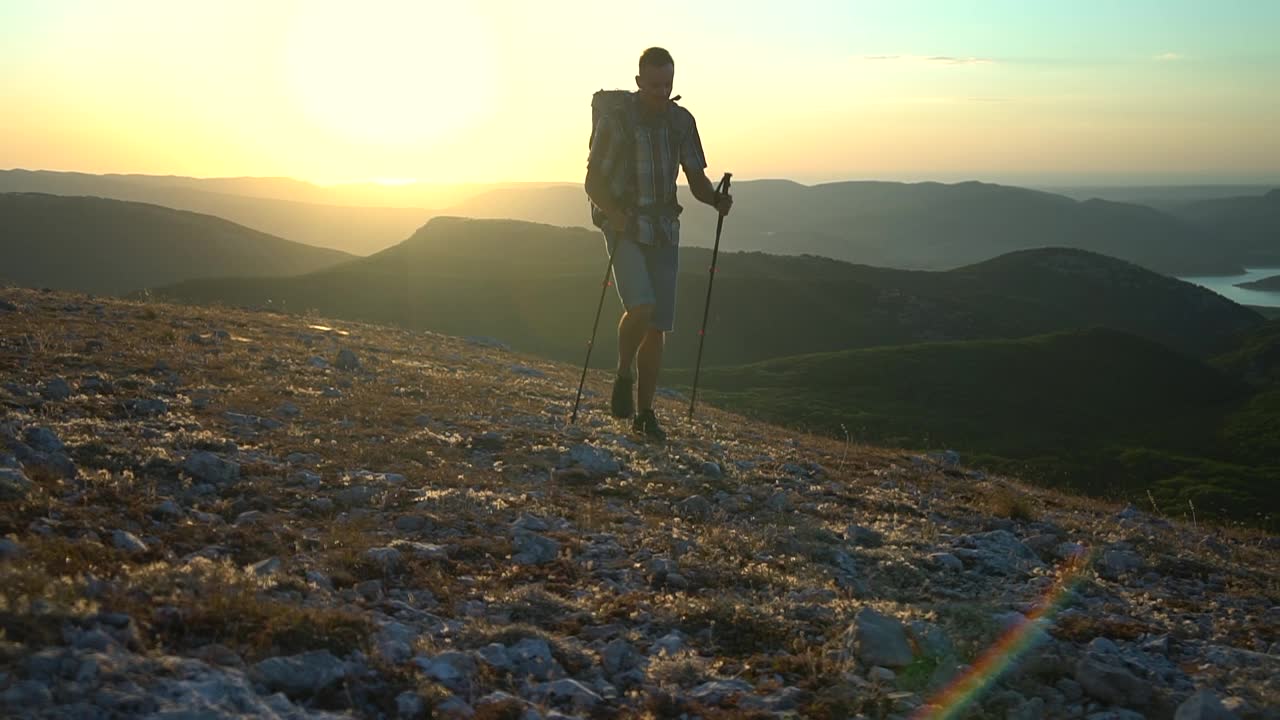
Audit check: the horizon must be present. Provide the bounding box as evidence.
[4,167,1278,192]
[2,1,1278,186]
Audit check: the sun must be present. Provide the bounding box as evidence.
[283,2,495,146]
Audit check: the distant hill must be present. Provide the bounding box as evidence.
[148,218,1261,366]
[0,170,433,255]
[1042,184,1277,209]
[0,193,353,294]
[1237,274,1280,291]
[443,180,1239,275]
[1168,189,1280,267]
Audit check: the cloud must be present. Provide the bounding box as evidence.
[1154,52,1184,61]
[859,55,996,66]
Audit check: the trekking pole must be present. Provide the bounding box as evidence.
[688,172,732,419]
[569,242,619,425]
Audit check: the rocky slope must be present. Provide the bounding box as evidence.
[0,287,1276,719]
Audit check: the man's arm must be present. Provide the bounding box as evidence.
[679,113,732,216]
[685,167,733,215]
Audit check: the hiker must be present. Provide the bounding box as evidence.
[585,46,733,440]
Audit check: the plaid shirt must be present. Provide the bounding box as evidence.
[586,93,708,246]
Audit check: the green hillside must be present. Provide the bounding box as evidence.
[669,328,1276,528]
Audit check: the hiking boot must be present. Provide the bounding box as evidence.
[632,408,667,441]
[610,373,634,418]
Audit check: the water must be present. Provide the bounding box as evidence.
[1179,267,1280,308]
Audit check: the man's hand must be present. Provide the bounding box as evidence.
[713,191,733,217]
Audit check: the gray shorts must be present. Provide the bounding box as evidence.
[603,227,680,332]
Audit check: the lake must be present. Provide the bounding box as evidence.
[1179,267,1280,308]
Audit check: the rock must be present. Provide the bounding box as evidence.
[476,643,514,673]
[690,679,753,705]
[415,651,475,692]
[700,461,723,478]
[929,552,963,571]
[290,470,321,488]
[39,378,72,401]
[650,632,685,657]
[532,678,603,712]
[1097,545,1145,579]
[0,537,24,561]
[112,530,148,554]
[308,356,329,369]
[275,401,301,418]
[335,349,360,370]
[396,690,429,719]
[0,680,52,709]
[513,532,560,565]
[466,336,510,351]
[510,364,547,378]
[513,513,551,532]
[853,608,913,668]
[1175,690,1240,720]
[152,499,184,520]
[248,557,282,577]
[252,650,349,696]
[0,468,33,501]
[364,546,404,572]
[846,524,885,547]
[471,431,506,451]
[396,515,432,533]
[125,398,168,416]
[234,510,264,526]
[766,491,791,512]
[434,695,475,718]
[951,530,1043,575]
[23,426,65,453]
[601,638,640,677]
[475,691,530,716]
[306,570,334,590]
[1075,654,1152,708]
[183,451,240,485]
[676,495,713,519]
[355,580,384,601]
[565,443,620,476]
[509,638,563,680]
[868,666,896,683]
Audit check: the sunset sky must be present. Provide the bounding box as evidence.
[3,0,1278,186]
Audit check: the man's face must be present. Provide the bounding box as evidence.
[635,63,674,112]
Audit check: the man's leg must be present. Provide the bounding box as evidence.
[636,326,664,412]
[616,304,654,377]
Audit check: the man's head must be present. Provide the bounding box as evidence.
[635,47,675,113]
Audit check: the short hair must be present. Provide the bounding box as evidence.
[639,47,674,72]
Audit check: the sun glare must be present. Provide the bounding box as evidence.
[283,2,495,147]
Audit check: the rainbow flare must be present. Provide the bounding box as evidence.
[911,546,1094,720]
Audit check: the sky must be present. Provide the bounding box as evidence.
[2,0,1278,186]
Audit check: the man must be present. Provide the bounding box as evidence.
[585,46,733,440]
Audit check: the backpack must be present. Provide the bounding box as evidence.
[588,90,688,229]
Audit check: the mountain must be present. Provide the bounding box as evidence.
[442,180,1239,275]
[0,193,353,295]
[1237,274,1280,291]
[2,285,1275,718]
[0,170,433,255]
[148,218,1261,366]
[1168,189,1280,267]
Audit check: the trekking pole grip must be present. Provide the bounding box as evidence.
[715,172,732,202]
